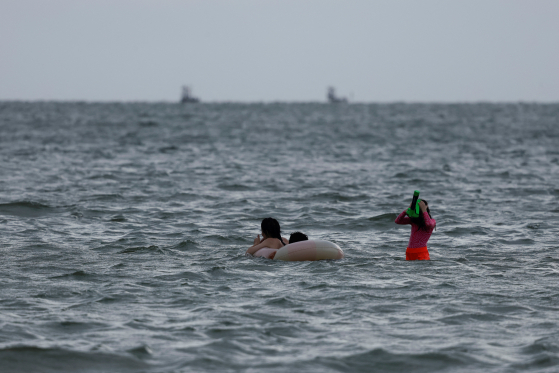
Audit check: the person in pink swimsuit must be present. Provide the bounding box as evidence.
[395,200,436,260]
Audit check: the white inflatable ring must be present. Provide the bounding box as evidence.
[253,240,344,261]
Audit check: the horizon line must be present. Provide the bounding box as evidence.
[1,99,558,105]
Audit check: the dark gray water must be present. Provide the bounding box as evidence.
[1,102,558,373]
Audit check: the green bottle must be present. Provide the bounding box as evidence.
[406,190,421,218]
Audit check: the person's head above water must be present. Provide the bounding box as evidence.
[410,199,433,230]
[420,199,431,217]
[261,217,283,240]
[289,231,308,244]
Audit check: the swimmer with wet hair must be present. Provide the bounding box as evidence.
[289,231,308,244]
[246,217,289,256]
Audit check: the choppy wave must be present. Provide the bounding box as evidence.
[0,102,558,372]
[0,201,54,217]
[0,346,148,373]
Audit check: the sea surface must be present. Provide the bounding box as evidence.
[1,102,558,373]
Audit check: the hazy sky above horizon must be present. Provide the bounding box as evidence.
[1,0,558,102]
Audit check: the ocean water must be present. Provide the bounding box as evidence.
[0,101,558,373]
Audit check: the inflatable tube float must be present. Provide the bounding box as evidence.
[253,240,344,261]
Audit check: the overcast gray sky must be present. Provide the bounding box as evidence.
[1,0,558,102]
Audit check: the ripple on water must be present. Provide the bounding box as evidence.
[1,103,559,372]
[0,346,148,373]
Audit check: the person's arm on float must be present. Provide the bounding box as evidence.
[246,235,274,255]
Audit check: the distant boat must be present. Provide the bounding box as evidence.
[181,86,200,103]
[327,86,347,103]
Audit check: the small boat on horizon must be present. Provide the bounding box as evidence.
[327,86,347,103]
[181,86,200,103]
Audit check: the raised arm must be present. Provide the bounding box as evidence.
[419,200,436,229]
[395,210,411,225]
[422,212,436,230]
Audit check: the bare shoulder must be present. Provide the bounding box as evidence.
[261,237,275,245]
[263,237,286,249]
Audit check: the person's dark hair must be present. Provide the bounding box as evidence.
[289,231,308,244]
[261,217,285,246]
[409,199,435,231]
